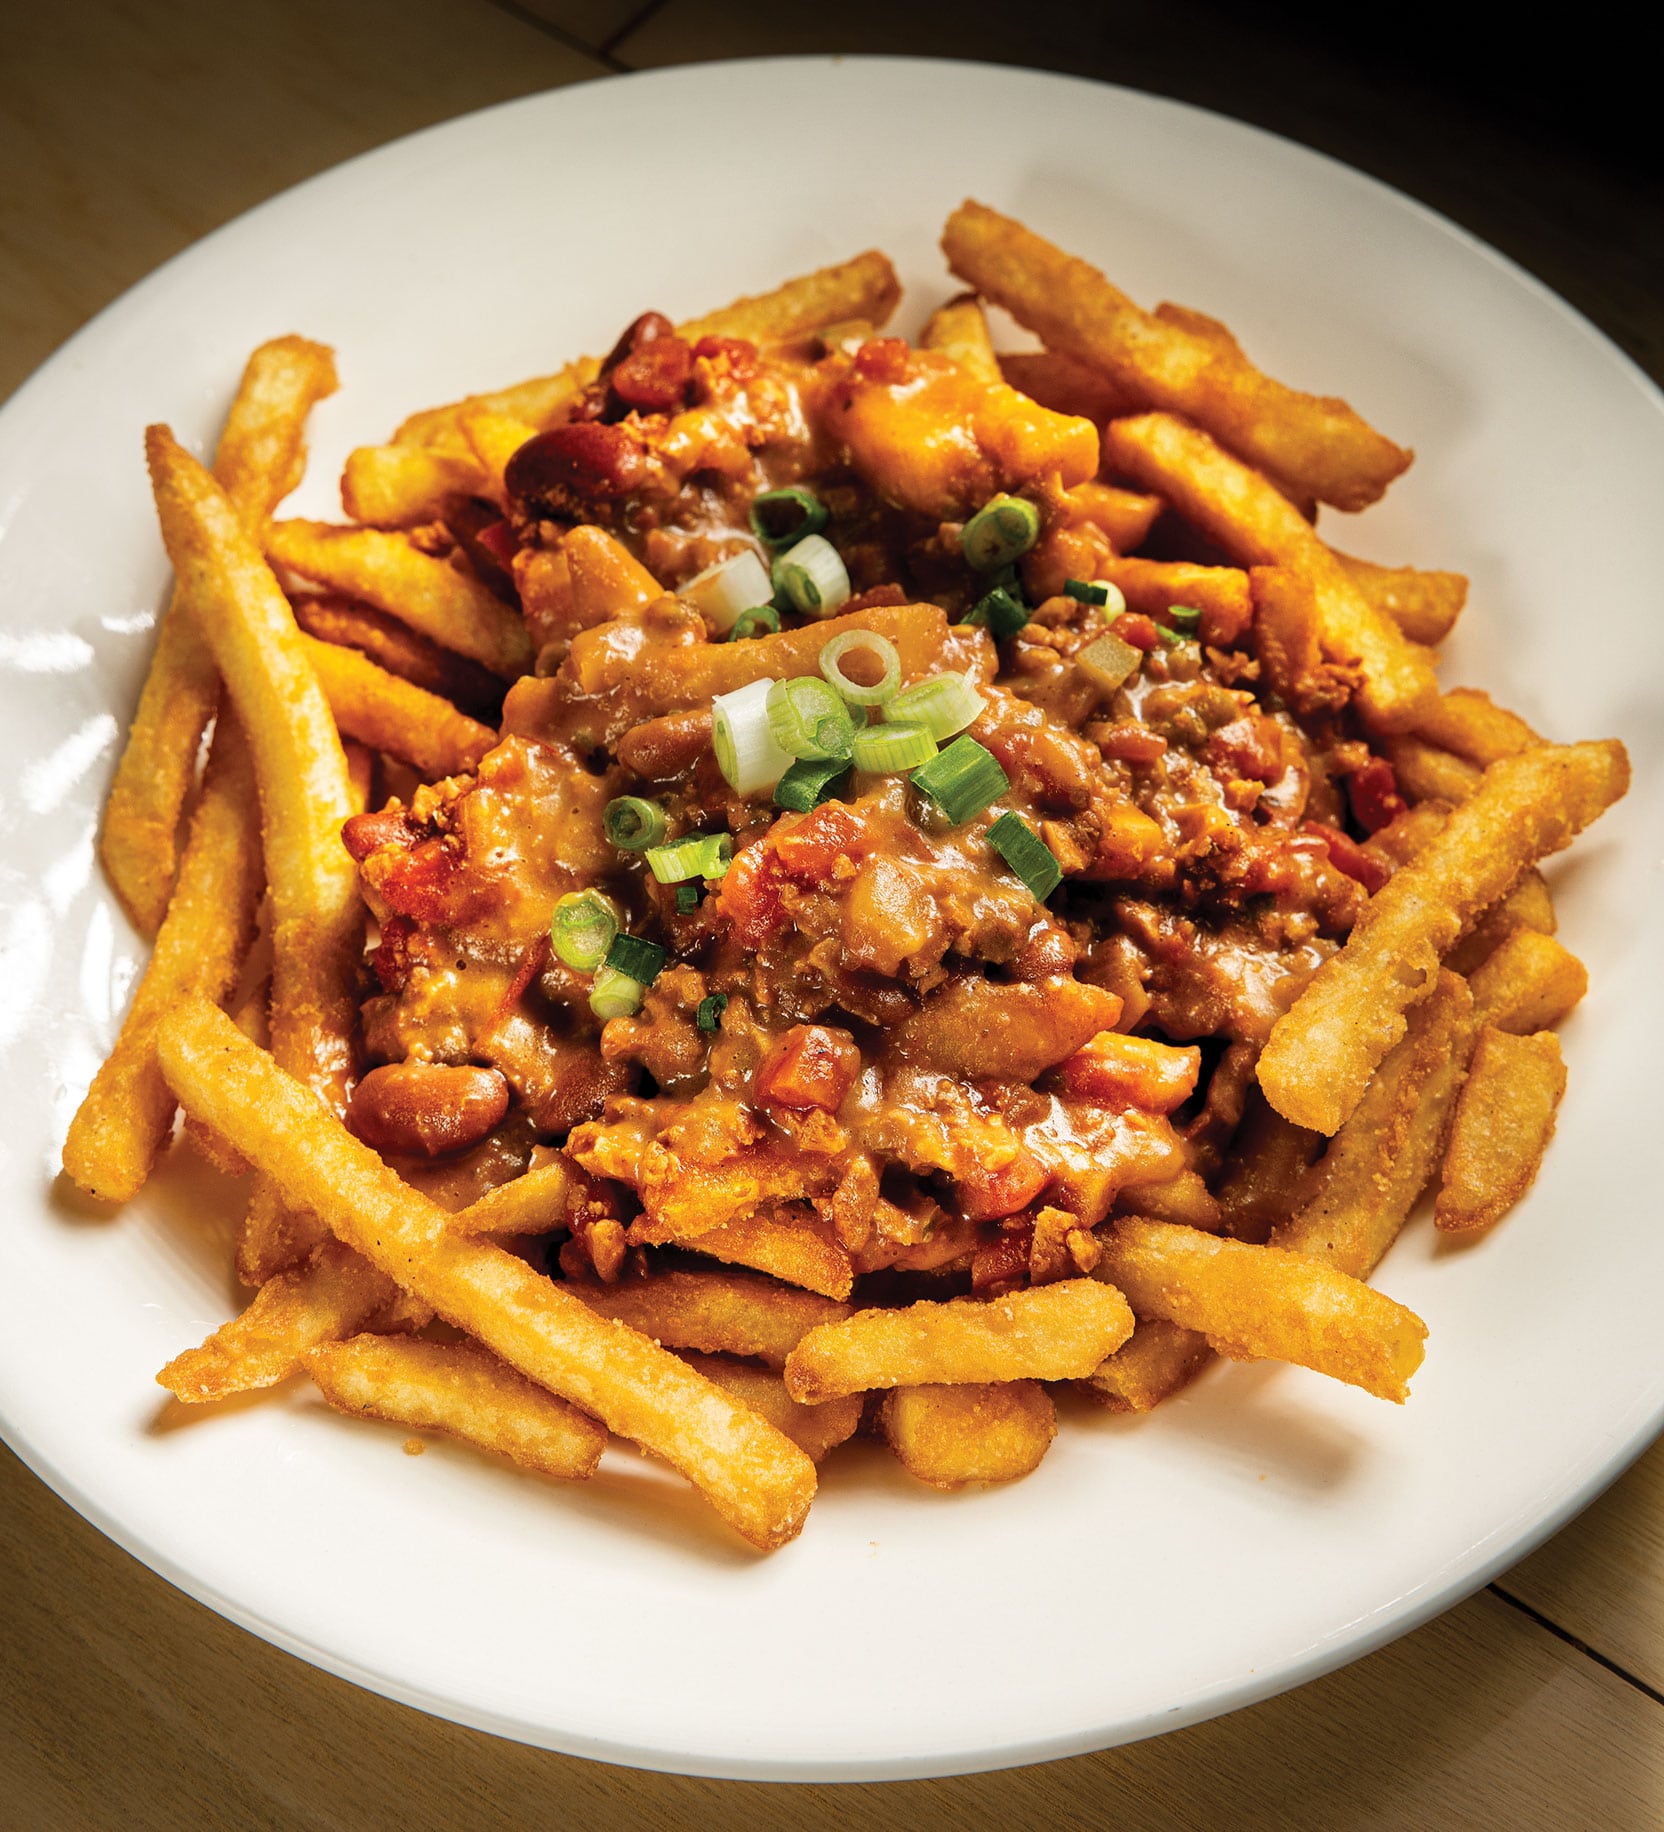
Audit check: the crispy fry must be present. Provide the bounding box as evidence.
[1096,1216,1426,1402]
[1103,413,1435,731]
[450,1159,573,1235]
[155,999,817,1550]
[1055,1031,1201,1113]
[880,1382,1056,1486]
[1060,480,1165,554]
[298,633,494,781]
[998,349,1140,424]
[678,249,901,346]
[1120,1169,1222,1231]
[572,1269,849,1369]
[676,1212,855,1301]
[341,442,484,528]
[63,714,262,1202]
[1468,927,1588,1034]
[291,595,502,720]
[158,1237,394,1402]
[1084,1318,1213,1412]
[1251,564,1355,716]
[458,408,539,506]
[266,521,533,679]
[307,1334,606,1480]
[678,1352,862,1463]
[563,523,663,627]
[1258,741,1628,1134]
[783,1280,1134,1403]
[102,337,337,936]
[920,293,1003,386]
[1214,1089,1322,1244]
[1436,1028,1566,1233]
[945,201,1410,510]
[1332,551,1467,647]
[1444,869,1557,974]
[1414,687,1541,766]
[1102,556,1253,648]
[1385,734,1482,805]
[394,359,598,449]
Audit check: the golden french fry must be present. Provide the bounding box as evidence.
[1363,801,1451,869]
[394,358,598,449]
[102,336,337,936]
[1414,687,1541,766]
[1059,480,1164,554]
[267,520,533,679]
[155,998,817,1550]
[678,1353,862,1464]
[1119,1169,1222,1231]
[341,442,484,527]
[63,713,262,1202]
[563,524,664,628]
[677,248,901,346]
[291,595,502,720]
[1251,565,1353,717]
[158,1237,394,1402]
[998,349,1140,425]
[1102,412,1436,731]
[1096,1217,1427,1403]
[451,1160,574,1235]
[1084,1318,1213,1412]
[783,1280,1134,1404]
[1467,927,1587,1034]
[919,293,1002,386]
[1213,1089,1322,1244]
[1435,1028,1566,1233]
[945,200,1411,511]
[676,1212,855,1301]
[879,1382,1056,1487]
[1444,871,1557,975]
[572,1269,849,1369]
[1258,741,1628,1134]
[1102,556,1253,648]
[299,633,494,781]
[458,408,540,506]
[307,1334,606,1480]
[1385,734,1482,805]
[1332,550,1467,647]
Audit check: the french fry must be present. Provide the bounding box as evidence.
[1363,801,1451,869]
[677,248,901,346]
[306,1334,606,1480]
[563,523,664,628]
[920,293,1002,386]
[1095,1216,1427,1403]
[998,349,1140,424]
[101,336,338,936]
[1054,1031,1201,1113]
[63,713,262,1202]
[144,428,364,1284]
[1102,413,1436,730]
[1435,1028,1566,1233]
[266,521,533,679]
[393,358,598,450]
[1258,741,1628,1134]
[155,998,817,1550]
[458,408,540,506]
[1251,564,1353,717]
[1120,1168,1222,1232]
[1385,734,1482,805]
[677,1353,863,1464]
[1467,927,1587,1034]
[879,1382,1056,1487]
[1084,1318,1213,1412]
[158,1237,395,1402]
[298,633,494,781]
[1444,869,1557,975]
[1332,551,1467,647]
[783,1280,1134,1404]
[571,1269,849,1369]
[291,595,502,720]
[341,442,484,528]
[451,1159,573,1235]
[945,201,1411,510]
[1214,1089,1322,1244]
[1101,556,1253,648]
[676,1212,856,1301]
[1414,687,1541,766]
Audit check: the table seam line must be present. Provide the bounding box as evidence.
[600,0,668,60]
[474,0,628,70]
[1488,1582,1664,1707]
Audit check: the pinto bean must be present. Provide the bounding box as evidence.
[345,1061,510,1158]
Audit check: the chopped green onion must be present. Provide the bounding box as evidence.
[963,586,1028,640]
[882,671,984,740]
[749,486,828,550]
[695,992,728,1031]
[1077,632,1142,695]
[589,965,646,1021]
[1165,603,1203,633]
[766,675,856,761]
[603,796,667,851]
[852,720,938,774]
[728,604,781,641]
[987,811,1063,901]
[550,889,619,972]
[774,757,852,811]
[646,833,733,884]
[961,494,1041,570]
[675,884,701,913]
[605,932,667,986]
[680,549,774,634]
[1064,578,1108,605]
[911,735,1010,825]
[819,630,901,706]
[712,677,794,795]
[771,533,851,619]
[1154,623,1185,648]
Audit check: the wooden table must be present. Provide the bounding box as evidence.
[4,5,1660,1824]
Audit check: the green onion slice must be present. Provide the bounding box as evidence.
[963,586,1028,640]
[987,811,1063,901]
[1154,623,1185,648]
[852,720,938,774]
[604,932,667,986]
[771,533,852,618]
[549,889,620,972]
[1165,603,1203,633]
[589,964,646,1021]
[961,494,1041,570]
[675,884,701,913]
[603,796,667,851]
[695,992,728,1032]
[883,671,984,740]
[1077,632,1142,695]
[1063,578,1108,606]
[819,630,901,706]
[750,486,828,550]
[774,757,852,812]
[646,833,733,884]
[766,675,856,761]
[680,549,774,634]
[911,735,1010,825]
[712,676,794,795]
[728,604,781,641]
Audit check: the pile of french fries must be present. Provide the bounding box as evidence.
[60,206,1627,1551]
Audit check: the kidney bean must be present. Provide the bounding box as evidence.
[504,422,647,519]
[342,807,419,862]
[611,336,694,412]
[345,1061,510,1158]
[600,310,675,373]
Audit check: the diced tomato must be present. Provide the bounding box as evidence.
[853,337,912,385]
[692,335,760,380]
[1347,756,1407,834]
[367,837,490,926]
[753,1025,861,1113]
[716,806,872,947]
[714,843,787,948]
[1111,611,1162,652]
[1302,820,1390,895]
[1057,1032,1202,1114]
[956,1146,1050,1222]
[473,517,519,573]
[971,1218,1034,1295]
[370,914,416,993]
[771,804,871,880]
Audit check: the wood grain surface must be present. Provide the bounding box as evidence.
[2,2,1660,1827]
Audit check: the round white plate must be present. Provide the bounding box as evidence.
[2,57,1660,1783]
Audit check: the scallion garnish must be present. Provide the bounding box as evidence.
[771,533,851,618]
[1153,623,1185,648]
[695,992,729,1032]
[766,675,856,761]
[963,586,1028,640]
[852,720,938,774]
[646,833,733,884]
[1064,578,1109,606]
[675,884,701,914]
[1077,632,1142,695]
[728,605,781,641]
[604,932,667,986]
[774,757,852,812]
[819,630,901,706]
[603,796,667,851]
[589,965,646,1021]
[749,486,828,550]
[987,811,1063,901]
[910,735,1010,825]
[1165,603,1203,633]
[550,889,620,972]
[882,671,984,740]
[960,494,1041,570]
[712,677,794,795]
[680,549,775,634]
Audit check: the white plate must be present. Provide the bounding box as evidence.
[2,57,1661,1783]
